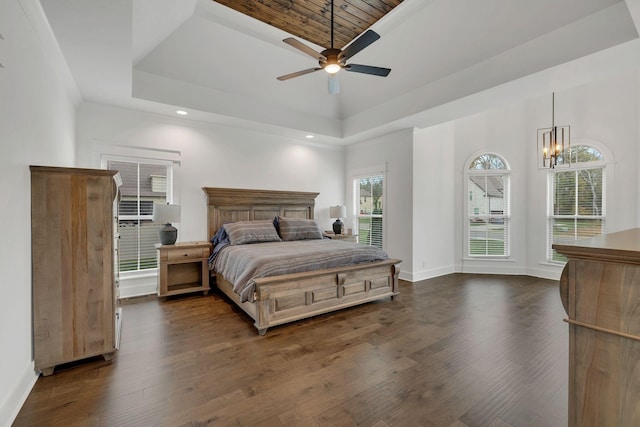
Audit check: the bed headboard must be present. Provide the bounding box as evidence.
[202,187,320,240]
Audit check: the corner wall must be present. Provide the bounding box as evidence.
[0,1,78,424]
[345,129,414,278]
[412,123,456,281]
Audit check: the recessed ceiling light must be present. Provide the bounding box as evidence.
[176,110,188,115]
[305,134,314,139]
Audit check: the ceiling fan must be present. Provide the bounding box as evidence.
[276,0,391,93]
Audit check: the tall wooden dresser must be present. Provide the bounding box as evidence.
[30,166,122,376]
[554,228,640,427]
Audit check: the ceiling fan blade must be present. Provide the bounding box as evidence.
[283,38,327,61]
[344,64,391,77]
[277,67,322,81]
[328,75,339,94]
[339,30,380,60]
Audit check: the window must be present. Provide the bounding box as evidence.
[466,153,510,257]
[105,159,174,272]
[355,175,384,249]
[548,145,605,262]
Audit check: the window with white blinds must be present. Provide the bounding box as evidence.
[466,154,510,257]
[106,159,173,272]
[355,175,384,249]
[548,145,605,262]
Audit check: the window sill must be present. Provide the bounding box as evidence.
[120,269,158,280]
[462,257,515,262]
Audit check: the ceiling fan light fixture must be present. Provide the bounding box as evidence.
[325,63,341,74]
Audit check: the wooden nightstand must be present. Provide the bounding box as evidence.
[324,232,358,243]
[156,241,211,298]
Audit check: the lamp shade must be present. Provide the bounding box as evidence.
[153,203,181,224]
[330,205,346,219]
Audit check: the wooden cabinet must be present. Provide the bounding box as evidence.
[156,241,211,298]
[30,166,121,376]
[554,228,640,427]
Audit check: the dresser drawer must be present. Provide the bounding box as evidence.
[167,247,207,262]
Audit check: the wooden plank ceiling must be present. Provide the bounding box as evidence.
[212,0,403,50]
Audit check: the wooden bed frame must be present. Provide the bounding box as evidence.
[203,187,401,335]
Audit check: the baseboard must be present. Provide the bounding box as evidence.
[0,361,38,427]
[459,264,526,275]
[526,265,562,281]
[400,264,456,282]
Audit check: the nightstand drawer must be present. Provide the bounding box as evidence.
[167,247,207,262]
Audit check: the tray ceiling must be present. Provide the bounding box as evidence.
[39,0,640,144]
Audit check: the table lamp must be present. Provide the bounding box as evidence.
[153,203,181,245]
[330,205,347,234]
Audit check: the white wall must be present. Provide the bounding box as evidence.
[453,100,530,275]
[447,71,639,280]
[413,123,456,281]
[345,129,414,278]
[525,72,639,278]
[0,1,78,425]
[75,102,346,296]
[346,70,640,285]
[383,70,640,284]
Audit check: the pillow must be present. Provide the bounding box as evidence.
[209,225,231,266]
[223,220,281,245]
[210,225,229,246]
[277,217,323,241]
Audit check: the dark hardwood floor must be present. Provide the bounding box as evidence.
[14,274,568,427]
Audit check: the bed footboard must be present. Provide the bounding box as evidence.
[217,259,400,335]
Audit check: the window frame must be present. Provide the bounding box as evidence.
[101,155,175,275]
[352,169,386,250]
[546,145,607,263]
[465,152,511,259]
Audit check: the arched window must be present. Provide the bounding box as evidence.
[548,144,606,262]
[466,153,510,257]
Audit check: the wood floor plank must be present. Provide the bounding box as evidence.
[14,274,568,426]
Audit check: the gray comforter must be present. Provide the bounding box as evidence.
[212,239,388,302]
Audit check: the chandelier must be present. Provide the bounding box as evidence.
[538,92,570,168]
